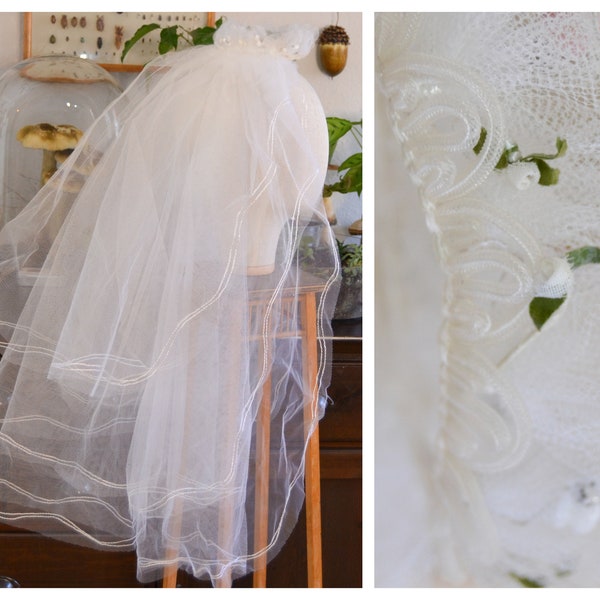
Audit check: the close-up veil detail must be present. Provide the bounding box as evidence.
[0,19,339,585]
[377,12,600,587]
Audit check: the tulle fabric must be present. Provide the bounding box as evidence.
[377,13,600,586]
[0,21,339,584]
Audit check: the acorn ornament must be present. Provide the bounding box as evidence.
[317,25,349,77]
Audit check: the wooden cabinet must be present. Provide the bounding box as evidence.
[0,322,362,588]
[317,320,363,587]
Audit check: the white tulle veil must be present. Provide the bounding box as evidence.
[0,20,339,584]
[377,13,600,587]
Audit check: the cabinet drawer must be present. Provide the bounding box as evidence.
[0,533,143,587]
[320,360,362,444]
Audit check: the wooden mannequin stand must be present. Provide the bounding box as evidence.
[162,273,328,588]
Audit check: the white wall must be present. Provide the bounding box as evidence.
[0,13,22,69]
[0,11,362,234]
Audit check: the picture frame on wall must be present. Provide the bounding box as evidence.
[22,12,216,72]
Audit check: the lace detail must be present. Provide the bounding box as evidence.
[214,21,317,60]
[377,13,600,586]
[378,53,506,202]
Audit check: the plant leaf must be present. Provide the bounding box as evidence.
[566,245,600,268]
[337,240,362,268]
[190,17,223,45]
[158,26,179,54]
[495,143,520,170]
[473,127,487,155]
[325,164,362,196]
[189,26,217,45]
[510,573,544,588]
[120,23,161,62]
[326,117,354,162]
[522,137,568,161]
[474,130,566,186]
[531,158,560,186]
[528,245,600,330]
[337,152,363,195]
[338,152,362,172]
[495,151,509,170]
[556,137,568,157]
[472,128,519,169]
[529,296,566,330]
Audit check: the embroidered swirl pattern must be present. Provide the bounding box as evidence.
[376,13,587,584]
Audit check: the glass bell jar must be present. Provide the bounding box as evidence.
[0,55,122,229]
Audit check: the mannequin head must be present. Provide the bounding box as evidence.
[244,76,329,275]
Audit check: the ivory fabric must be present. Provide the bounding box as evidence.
[0,21,339,584]
[377,12,600,587]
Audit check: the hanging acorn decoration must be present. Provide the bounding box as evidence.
[317,25,349,77]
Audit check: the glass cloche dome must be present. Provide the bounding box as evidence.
[0,55,122,228]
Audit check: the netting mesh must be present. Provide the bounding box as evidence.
[377,12,600,586]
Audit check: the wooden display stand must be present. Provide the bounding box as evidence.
[162,276,327,588]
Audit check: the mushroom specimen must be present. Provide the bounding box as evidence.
[45,146,104,195]
[16,123,83,186]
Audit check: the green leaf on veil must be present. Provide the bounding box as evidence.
[529,296,566,331]
[473,127,486,155]
[530,245,600,330]
[510,573,544,588]
[473,129,566,185]
[522,137,568,161]
[566,245,600,268]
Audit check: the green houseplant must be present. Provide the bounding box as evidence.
[325,117,362,320]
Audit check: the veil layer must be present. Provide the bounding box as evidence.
[377,13,600,587]
[0,21,339,584]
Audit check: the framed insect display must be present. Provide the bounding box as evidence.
[23,12,217,71]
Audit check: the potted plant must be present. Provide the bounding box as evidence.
[324,117,362,320]
[334,237,362,320]
[323,117,362,230]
